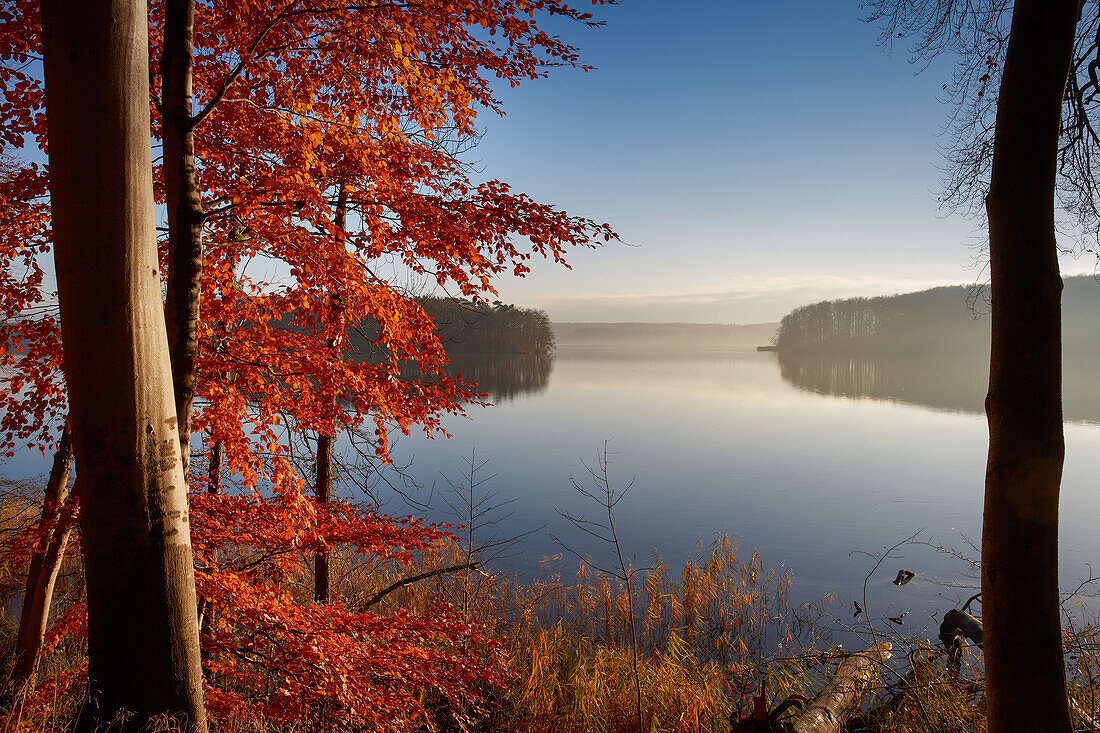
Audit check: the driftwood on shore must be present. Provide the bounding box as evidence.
[734,643,893,733]
[786,642,893,733]
[939,608,983,676]
[734,608,1005,733]
[934,610,1100,731]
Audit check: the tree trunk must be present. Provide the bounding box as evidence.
[208,438,223,494]
[314,432,333,603]
[314,184,346,604]
[314,186,343,603]
[162,0,205,474]
[199,436,221,671]
[40,1,208,728]
[982,1,1078,731]
[9,425,74,687]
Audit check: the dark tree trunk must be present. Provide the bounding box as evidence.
[208,438,223,495]
[199,436,221,670]
[161,0,205,473]
[314,184,346,604]
[40,0,208,728]
[10,425,74,688]
[982,1,1078,730]
[314,432,333,603]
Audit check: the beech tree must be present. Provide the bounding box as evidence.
[2,0,617,727]
[38,0,208,728]
[866,1,1090,729]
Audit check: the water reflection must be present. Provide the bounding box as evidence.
[778,350,1100,424]
[445,352,555,403]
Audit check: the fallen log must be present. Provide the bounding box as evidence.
[939,608,982,676]
[939,609,982,649]
[848,609,984,731]
[786,642,892,733]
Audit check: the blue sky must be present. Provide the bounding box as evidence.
[466,1,1094,323]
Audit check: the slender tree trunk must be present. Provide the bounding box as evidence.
[314,184,347,604]
[40,1,208,728]
[208,438,223,495]
[162,0,205,473]
[199,435,221,670]
[9,425,73,687]
[314,432,333,603]
[982,1,1078,730]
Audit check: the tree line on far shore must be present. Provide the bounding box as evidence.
[281,297,554,363]
[773,275,1100,357]
[413,297,555,355]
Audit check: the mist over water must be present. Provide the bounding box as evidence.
[380,341,1100,639]
[5,320,1099,641]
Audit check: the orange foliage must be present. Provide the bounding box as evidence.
[190,493,510,728]
[1,0,618,727]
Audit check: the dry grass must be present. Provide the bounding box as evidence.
[381,535,833,732]
[5,515,1100,732]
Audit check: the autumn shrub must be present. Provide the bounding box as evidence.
[858,640,985,733]
[383,535,1100,733]
[0,484,510,733]
[0,476,39,597]
[1065,619,1100,731]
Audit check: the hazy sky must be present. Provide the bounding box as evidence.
[465,1,1096,324]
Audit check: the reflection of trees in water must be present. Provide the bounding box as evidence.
[778,350,1100,424]
[778,350,987,415]
[444,353,555,403]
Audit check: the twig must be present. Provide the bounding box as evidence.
[360,562,479,610]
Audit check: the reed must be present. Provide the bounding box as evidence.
[5,508,1100,733]
[382,534,832,732]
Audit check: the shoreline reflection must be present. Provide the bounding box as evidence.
[778,350,1100,424]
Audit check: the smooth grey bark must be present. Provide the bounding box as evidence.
[161,0,205,474]
[40,0,208,728]
[982,1,1078,730]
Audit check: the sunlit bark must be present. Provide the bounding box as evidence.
[40,0,207,727]
[10,426,73,688]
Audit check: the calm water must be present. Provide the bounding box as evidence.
[384,347,1100,632]
[6,347,1099,634]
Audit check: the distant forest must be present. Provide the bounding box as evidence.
[419,297,554,354]
[339,297,554,358]
[774,275,1100,357]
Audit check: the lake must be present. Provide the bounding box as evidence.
[5,345,1099,638]
[380,346,1100,635]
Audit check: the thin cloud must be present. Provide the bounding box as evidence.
[536,275,968,323]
